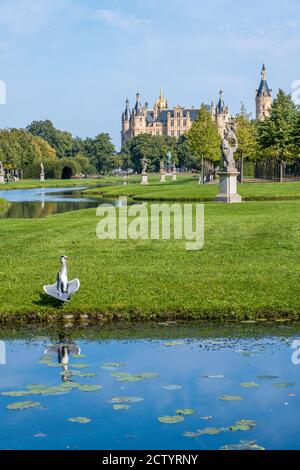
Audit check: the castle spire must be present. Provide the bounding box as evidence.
[256,64,273,120]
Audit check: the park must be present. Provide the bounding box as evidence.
[0,0,300,454]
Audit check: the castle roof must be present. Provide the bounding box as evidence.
[256,64,272,98]
[146,107,209,124]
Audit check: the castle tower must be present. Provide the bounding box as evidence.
[215,91,230,137]
[122,98,130,132]
[256,64,273,121]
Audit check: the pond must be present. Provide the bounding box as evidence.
[0,323,299,450]
[0,187,101,218]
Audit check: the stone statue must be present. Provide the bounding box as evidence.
[160,160,165,174]
[172,162,176,174]
[141,156,148,174]
[167,151,172,172]
[0,161,4,183]
[40,162,45,181]
[221,123,238,172]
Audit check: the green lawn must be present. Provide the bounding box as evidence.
[1,199,300,322]
[84,175,300,202]
[0,177,114,191]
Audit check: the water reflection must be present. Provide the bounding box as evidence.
[45,334,81,382]
[0,186,100,218]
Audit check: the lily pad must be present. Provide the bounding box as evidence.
[220,440,265,451]
[113,404,130,410]
[61,371,97,378]
[7,400,40,410]
[219,395,243,401]
[272,382,295,388]
[230,420,257,432]
[68,417,91,424]
[240,382,259,388]
[26,385,71,396]
[1,390,31,397]
[71,363,90,369]
[183,431,201,438]
[136,372,159,379]
[72,354,86,358]
[110,396,144,403]
[198,427,224,435]
[158,415,185,424]
[110,372,143,383]
[78,384,103,392]
[101,362,127,370]
[176,408,195,416]
[161,384,182,391]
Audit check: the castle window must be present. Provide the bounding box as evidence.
[177,130,181,137]
[171,131,175,137]
[177,119,181,126]
[171,120,174,126]
[183,119,187,127]
[156,130,160,136]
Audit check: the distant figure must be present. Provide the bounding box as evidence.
[43,255,80,303]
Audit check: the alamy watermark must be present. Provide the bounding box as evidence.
[96,197,204,251]
[0,80,6,105]
[291,339,300,365]
[292,80,300,105]
[0,341,6,365]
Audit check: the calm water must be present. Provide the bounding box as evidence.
[0,187,100,218]
[0,323,299,450]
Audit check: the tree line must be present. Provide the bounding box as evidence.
[0,120,116,178]
[0,89,299,179]
[119,89,300,176]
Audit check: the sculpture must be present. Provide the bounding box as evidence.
[141,156,148,174]
[160,160,165,174]
[0,161,4,183]
[215,121,241,203]
[221,122,238,172]
[43,255,80,303]
[40,162,45,181]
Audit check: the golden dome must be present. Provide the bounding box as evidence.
[154,89,168,111]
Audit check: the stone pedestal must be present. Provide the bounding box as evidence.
[141,174,148,185]
[0,173,4,184]
[160,173,166,183]
[40,172,45,182]
[172,174,177,182]
[214,170,242,203]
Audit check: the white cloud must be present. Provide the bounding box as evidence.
[94,9,151,31]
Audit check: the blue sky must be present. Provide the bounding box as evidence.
[0,0,299,148]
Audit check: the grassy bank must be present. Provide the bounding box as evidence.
[84,176,300,202]
[1,200,300,323]
[0,177,114,191]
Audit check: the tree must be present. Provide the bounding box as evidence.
[26,120,74,158]
[235,103,258,181]
[187,105,221,172]
[83,133,116,173]
[257,90,298,161]
[121,134,177,172]
[176,134,195,170]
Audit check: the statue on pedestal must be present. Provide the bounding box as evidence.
[171,162,177,181]
[141,157,148,185]
[214,121,241,203]
[221,123,238,172]
[0,161,4,183]
[40,162,45,182]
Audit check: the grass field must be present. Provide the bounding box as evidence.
[84,175,300,202]
[1,198,300,322]
[0,177,114,191]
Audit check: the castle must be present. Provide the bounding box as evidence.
[121,65,273,145]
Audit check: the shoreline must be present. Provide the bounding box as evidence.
[0,306,299,325]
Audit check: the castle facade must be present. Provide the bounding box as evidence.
[121,65,273,145]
